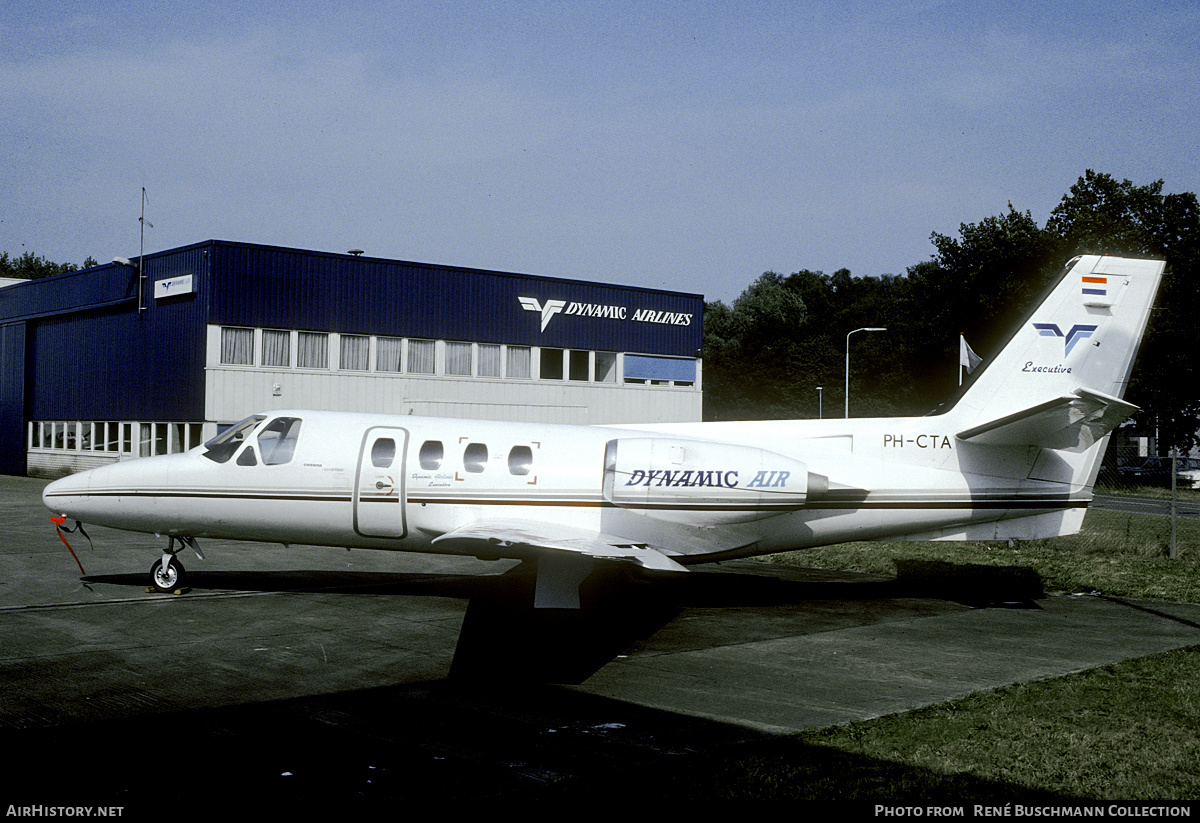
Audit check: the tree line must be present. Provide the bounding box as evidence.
[0,251,99,280]
[703,170,1200,453]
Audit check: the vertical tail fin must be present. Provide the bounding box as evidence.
[952,255,1163,435]
[949,255,1163,492]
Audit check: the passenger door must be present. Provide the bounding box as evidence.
[354,427,409,538]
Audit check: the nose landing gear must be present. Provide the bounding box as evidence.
[150,556,185,593]
[149,536,204,593]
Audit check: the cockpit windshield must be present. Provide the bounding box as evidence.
[202,414,267,463]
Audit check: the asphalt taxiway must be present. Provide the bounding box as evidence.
[5,473,1200,809]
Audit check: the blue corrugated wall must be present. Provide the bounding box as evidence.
[0,322,26,475]
[21,244,210,424]
[206,242,703,356]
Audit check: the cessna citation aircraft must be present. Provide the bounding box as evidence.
[44,255,1162,610]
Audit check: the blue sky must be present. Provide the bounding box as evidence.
[3,0,1198,301]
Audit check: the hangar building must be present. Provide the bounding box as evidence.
[0,240,703,477]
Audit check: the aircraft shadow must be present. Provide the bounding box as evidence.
[83,558,1045,685]
[82,568,490,599]
[1,676,1086,809]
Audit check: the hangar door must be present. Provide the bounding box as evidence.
[0,322,26,476]
[354,427,410,539]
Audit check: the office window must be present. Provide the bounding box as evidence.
[261,330,290,367]
[478,344,501,377]
[297,332,328,369]
[506,346,531,379]
[408,339,435,374]
[377,337,403,372]
[623,355,696,384]
[569,350,589,381]
[446,342,473,376]
[594,352,617,383]
[339,335,369,371]
[220,327,254,365]
[540,348,564,380]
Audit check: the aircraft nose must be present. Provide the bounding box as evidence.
[42,470,92,517]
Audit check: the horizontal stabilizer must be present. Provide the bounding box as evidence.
[955,388,1138,452]
[430,519,688,572]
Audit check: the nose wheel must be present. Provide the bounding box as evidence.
[150,555,186,593]
[148,536,202,593]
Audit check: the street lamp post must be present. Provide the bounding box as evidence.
[816,386,823,419]
[845,327,886,418]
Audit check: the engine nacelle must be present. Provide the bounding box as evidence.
[602,437,824,524]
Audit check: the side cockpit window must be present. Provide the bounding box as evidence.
[202,414,267,464]
[257,417,302,465]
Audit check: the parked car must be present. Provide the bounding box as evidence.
[1118,456,1200,488]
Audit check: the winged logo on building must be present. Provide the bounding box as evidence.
[518,297,566,332]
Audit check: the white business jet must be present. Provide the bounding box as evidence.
[43,255,1163,609]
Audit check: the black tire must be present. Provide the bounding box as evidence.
[150,557,185,593]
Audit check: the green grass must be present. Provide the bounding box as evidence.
[798,646,1200,800]
[639,508,1200,801]
[760,508,1200,602]
[643,646,1200,801]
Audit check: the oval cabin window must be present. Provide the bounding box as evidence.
[419,440,443,470]
[508,446,533,476]
[463,443,488,473]
[372,438,396,468]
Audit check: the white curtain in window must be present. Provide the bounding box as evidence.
[478,344,501,377]
[506,346,531,379]
[408,339,435,374]
[261,330,290,367]
[221,327,254,365]
[446,342,472,376]
[594,351,617,383]
[298,332,328,368]
[340,335,369,370]
[376,337,403,372]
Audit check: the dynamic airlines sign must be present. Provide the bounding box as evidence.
[518,296,694,333]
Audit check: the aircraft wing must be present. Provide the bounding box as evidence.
[956,387,1138,452]
[430,519,689,572]
[431,519,689,608]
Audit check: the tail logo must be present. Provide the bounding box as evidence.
[1033,323,1098,355]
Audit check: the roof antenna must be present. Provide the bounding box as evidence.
[137,187,152,315]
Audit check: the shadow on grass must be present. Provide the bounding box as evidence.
[892,558,1045,607]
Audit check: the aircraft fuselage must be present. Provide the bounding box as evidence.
[42,408,1089,567]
